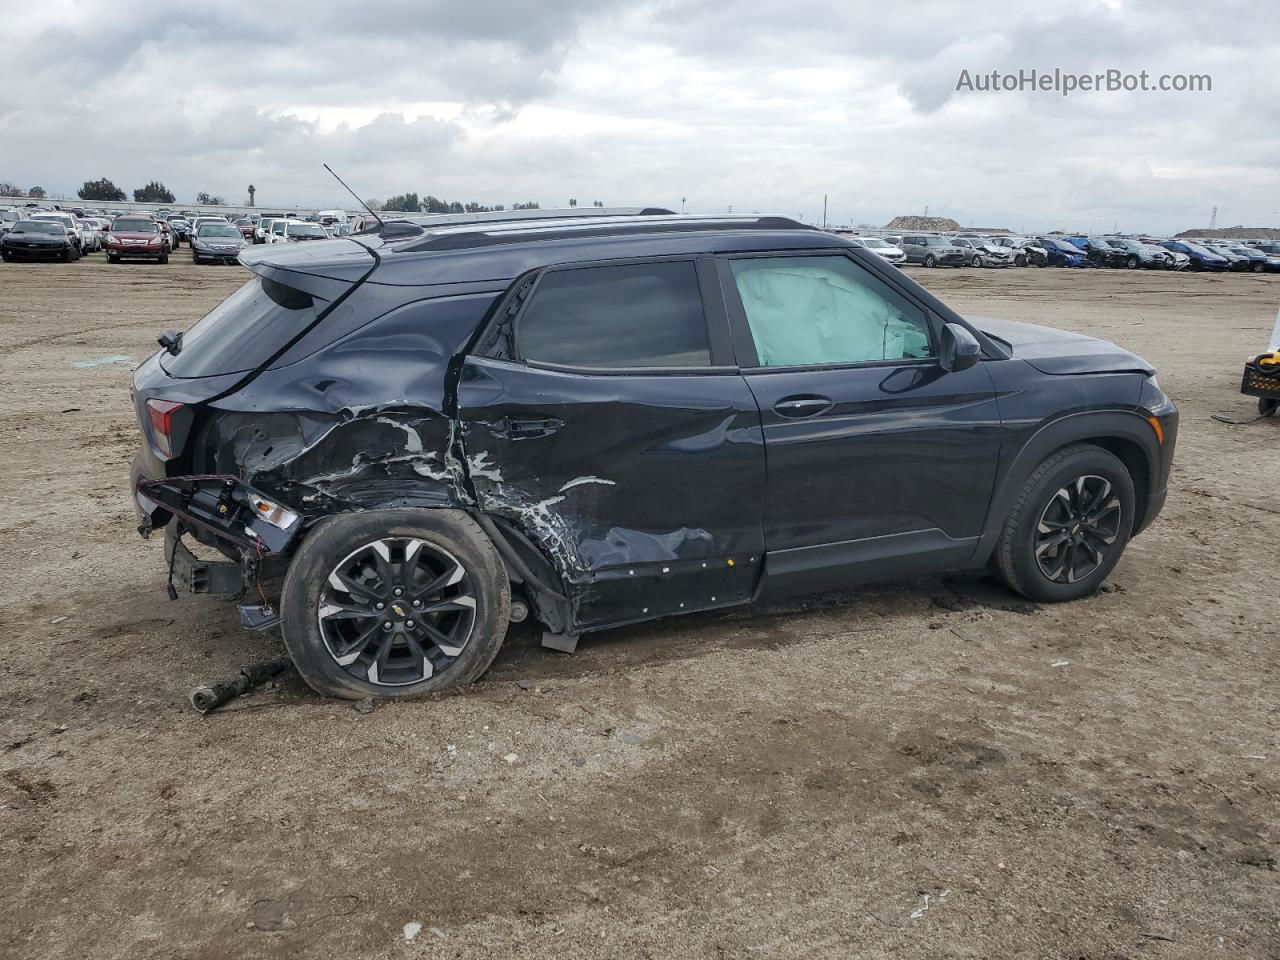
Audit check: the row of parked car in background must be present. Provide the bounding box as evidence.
[5,202,1279,274]
[836,229,1280,272]
[0,204,354,265]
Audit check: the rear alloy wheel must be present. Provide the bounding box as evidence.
[281,509,510,699]
[993,445,1135,602]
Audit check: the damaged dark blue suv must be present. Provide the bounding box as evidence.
[130,208,1177,699]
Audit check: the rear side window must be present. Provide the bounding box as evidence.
[162,277,322,378]
[517,261,711,369]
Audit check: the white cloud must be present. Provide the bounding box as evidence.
[1,0,1277,232]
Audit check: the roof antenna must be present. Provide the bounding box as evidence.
[323,163,384,228]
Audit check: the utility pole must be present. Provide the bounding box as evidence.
[822,194,827,229]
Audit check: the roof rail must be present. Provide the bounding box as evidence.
[361,206,677,238]
[396,214,815,253]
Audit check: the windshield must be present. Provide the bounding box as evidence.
[199,224,241,238]
[13,221,62,235]
[113,218,157,233]
[862,238,889,248]
[288,223,327,238]
[33,214,71,225]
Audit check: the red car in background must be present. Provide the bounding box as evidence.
[235,218,256,240]
[106,216,169,264]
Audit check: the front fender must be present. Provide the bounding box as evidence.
[973,408,1167,564]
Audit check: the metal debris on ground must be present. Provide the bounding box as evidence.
[188,655,292,714]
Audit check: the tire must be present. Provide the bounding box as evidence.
[1125,256,1138,269]
[61,248,71,262]
[973,255,984,268]
[923,254,937,268]
[280,508,511,700]
[1252,262,1264,273]
[0,252,10,262]
[992,444,1135,603]
[107,254,118,264]
[1260,398,1279,417]
[1014,254,1026,267]
[159,254,168,264]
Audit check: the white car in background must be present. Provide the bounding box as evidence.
[267,219,330,243]
[75,218,100,252]
[847,236,906,264]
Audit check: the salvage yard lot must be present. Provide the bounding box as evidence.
[1,259,1277,959]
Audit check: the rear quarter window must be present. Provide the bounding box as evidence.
[161,277,323,378]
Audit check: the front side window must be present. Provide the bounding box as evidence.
[516,261,710,369]
[730,255,932,368]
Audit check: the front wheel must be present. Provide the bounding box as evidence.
[972,255,984,268]
[1261,398,1279,417]
[992,445,1135,603]
[280,509,511,700]
[1014,254,1026,267]
[923,254,937,268]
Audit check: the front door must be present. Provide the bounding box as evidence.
[455,257,766,631]
[718,251,1004,599]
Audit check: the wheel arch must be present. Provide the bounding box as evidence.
[974,410,1161,565]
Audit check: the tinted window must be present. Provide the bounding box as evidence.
[517,261,710,368]
[113,218,157,232]
[730,255,932,367]
[162,278,323,378]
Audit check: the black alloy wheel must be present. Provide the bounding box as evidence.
[1034,475,1122,584]
[317,536,477,686]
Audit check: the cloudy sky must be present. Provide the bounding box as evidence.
[2,0,1277,233]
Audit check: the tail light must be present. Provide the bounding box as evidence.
[145,399,186,460]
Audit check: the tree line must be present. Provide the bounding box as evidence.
[1,176,228,205]
[0,181,47,199]
[376,193,545,214]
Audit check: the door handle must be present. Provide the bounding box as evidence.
[773,395,833,418]
[488,416,563,440]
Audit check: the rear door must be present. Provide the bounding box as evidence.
[718,250,1003,599]
[455,257,766,630]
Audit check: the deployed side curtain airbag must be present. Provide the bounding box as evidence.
[730,258,931,367]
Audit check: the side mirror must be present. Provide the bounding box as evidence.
[939,323,981,373]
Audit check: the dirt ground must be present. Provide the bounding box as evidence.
[1,253,1277,960]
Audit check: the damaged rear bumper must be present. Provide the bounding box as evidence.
[134,471,304,555]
